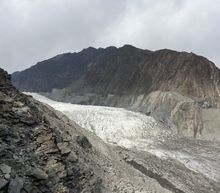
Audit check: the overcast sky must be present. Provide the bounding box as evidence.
[0,0,220,73]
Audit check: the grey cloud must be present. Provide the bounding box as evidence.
[0,0,220,73]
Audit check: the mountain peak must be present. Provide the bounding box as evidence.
[120,44,138,49]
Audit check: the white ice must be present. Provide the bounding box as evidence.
[27,92,171,149]
[27,92,220,181]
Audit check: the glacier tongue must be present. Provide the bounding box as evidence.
[27,92,220,182]
[26,92,173,149]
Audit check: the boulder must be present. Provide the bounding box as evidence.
[0,164,11,175]
[27,168,48,180]
[57,142,71,155]
[8,177,23,193]
[0,178,8,189]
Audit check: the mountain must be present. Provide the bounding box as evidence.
[12,45,220,107]
[1,68,220,192]
[11,45,220,139]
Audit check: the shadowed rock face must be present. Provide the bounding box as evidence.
[12,45,220,107]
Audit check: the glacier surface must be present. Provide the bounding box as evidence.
[27,92,220,182]
[27,92,174,148]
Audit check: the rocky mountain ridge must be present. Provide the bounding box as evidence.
[11,45,220,139]
[12,45,220,107]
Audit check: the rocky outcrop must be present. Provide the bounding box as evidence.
[0,68,103,192]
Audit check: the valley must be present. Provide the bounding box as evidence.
[1,45,220,192]
[28,92,220,183]
[1,0,220,192]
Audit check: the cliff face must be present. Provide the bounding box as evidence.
[12,45,220,107]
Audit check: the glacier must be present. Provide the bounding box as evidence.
[26,92,220,182]
[26,93,174,148]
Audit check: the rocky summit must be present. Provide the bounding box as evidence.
[12,45,220,139]
[1,62,220,192]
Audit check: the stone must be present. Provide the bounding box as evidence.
[46,161,66,179]
[23,183,33,193]
[13,101,24,108]
[5,173,11,180]
[0,164,11,175]
[34,140,57,155]
[27,168,48,180]
[66,152,78,163]
[57,142,71,155]
[76,135,92,149]
[8,177,23,193]
[1,104,11,112]
[19,117,35,125]
[0,178,8,189]
[36,133,53,144]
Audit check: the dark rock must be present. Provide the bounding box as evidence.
[66,152,78,163]
[76,135,92,149]
[8,177,23,193]
[0,178,8,189]
[45,159,66,179]
[19,117,35,126]
[27,168,48,180]
[0,164,11,175]
[57,142,71,155]
[36,133,53,144]
[0,164,11,180]
[22,183,33,193]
